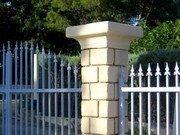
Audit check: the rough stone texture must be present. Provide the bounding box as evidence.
[82,66,98,83]
[90,48,114,65]
[115,118,119,134]
[90,118,114,134]
[99,101,118,117]
[90,83,114,99]
[123,67,129,83]
[81,117,90,133]
[115,49,128,66]
[81,101,99,117]
[99,66,120,82]
[82,84,90,100]
[81,50,90,66]
[114,83,119,100]
[125,117,129,134]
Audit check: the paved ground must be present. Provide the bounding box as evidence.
[0,100,81,135]
[0,117,80,135]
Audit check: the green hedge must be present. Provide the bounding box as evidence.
[128,49,180,123]
[38,53,80,68]
[129,48,180,87]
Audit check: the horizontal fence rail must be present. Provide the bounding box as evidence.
[119,62,180,135]
[0,42,81,135]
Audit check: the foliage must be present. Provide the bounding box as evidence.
[0,0,130,54]
[130,19,180,54]
[128,49,180,124]
[128,0,180,26]
[38,53,80,69]
[129,48,180,86]
[46,0,130,25]
[0,0,179,55]
[128,127,155,135]
[128,53,142,70]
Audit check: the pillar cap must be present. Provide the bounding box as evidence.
[66,21,143,39]
[66,21,143,50]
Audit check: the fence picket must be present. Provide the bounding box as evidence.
[165,63,170,135]
[174,62,180,135]
[67,63,71,135]
[48,50,51,135]
[61,59,65,135]
[74,65,78,135]
[130,65,135,135]
[54,54,58,134]
[30,43,34,135]
[146,64,152,135]
[36,44,40,135]
[14,42,18,135]
[138,65,143,135]
[42,46,45,135]
[20,42,23,135]
[25,42,28,135]
[6,43,12,135]
[155,63,161,135]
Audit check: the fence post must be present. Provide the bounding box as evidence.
[66,21,143,135]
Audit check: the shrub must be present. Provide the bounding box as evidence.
[38,53,80,68]
[130,19,180,54]
[128,49,180,124]
[128,127,155,135]
[129,48,180,87]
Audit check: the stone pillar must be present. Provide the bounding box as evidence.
[66,21,143,135]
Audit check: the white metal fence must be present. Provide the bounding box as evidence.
[0,42,81,135]
[119,63,180,135]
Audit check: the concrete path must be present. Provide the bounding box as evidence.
[0,117,79,135]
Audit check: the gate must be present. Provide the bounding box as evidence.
[0,43,81,135]
[119,63,180,135]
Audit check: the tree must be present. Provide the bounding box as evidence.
[0,0,35,44]
[0,0,131,54]
[128,0,180,26]
[0,0,179,54]
[130,19,180,54]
